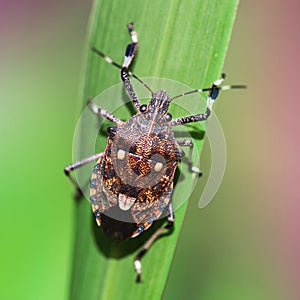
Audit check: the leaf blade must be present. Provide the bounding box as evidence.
[70,0,240,299]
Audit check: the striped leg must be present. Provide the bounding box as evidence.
[170,74,246,126]
[170,77,223,126]
[120,23,140,111]
[177,139,202,175]
[87,99,123,125]
[91,23,150,112]
[64,153,103,198]
[134,203,175,283]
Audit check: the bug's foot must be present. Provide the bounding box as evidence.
[134,260,142,283]
[189,165,202,177]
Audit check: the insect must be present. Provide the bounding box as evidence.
[64,23,246,282]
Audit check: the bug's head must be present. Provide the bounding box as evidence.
[139,90,172,120]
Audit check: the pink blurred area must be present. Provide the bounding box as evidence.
[0,0,90,71]
[225,0,300,298]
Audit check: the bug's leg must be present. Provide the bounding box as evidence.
[88,99,123,125]
[134,203,175,283]
[177,139,202,176]
[64,153,103,198]
[120,23,141,111]
[91,24,153,103]
[91,23,141,111]
[170,76,224,126]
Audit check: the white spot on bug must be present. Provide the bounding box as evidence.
[123,56,132,68]
[131,231,140,238]
[118,193,136,210]
[221,85,230,90]
[89,101,98,114]
[191,166,200,174]
[134,260,142,275]
[213,76,225,86]
[207,97,215,110]
[95,218,101,226]
[105,56,113,64]
[117,149,126,160]
[131,32,138,43]
[154,162,163,172]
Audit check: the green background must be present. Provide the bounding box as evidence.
[1,0,299,299]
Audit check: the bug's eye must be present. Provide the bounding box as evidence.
[139,104,147,113]
[107,126,118,137]
[165,113,172,121]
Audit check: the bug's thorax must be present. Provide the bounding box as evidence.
[130,90,172,141]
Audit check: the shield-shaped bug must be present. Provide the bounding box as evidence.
[64,23,246,282]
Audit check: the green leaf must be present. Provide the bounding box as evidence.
[70,0,240,299]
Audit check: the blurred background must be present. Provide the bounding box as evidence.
[0,0,299,299]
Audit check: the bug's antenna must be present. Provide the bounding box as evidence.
[91,47,153,94]
[170,73,247,102]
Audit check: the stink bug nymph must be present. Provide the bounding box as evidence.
[64,23,246,283]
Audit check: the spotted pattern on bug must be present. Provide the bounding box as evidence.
[89,99,180,240]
